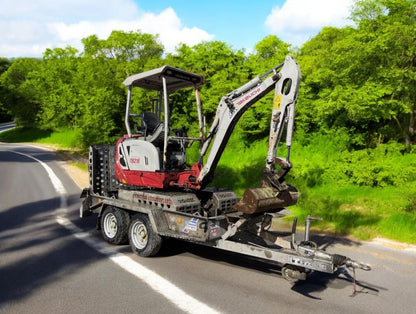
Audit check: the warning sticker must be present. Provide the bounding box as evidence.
[183,218,199,233]
[273,94,281,110]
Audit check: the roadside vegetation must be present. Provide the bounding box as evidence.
[1,0,415,243]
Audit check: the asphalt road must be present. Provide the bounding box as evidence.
[1,142,415,313]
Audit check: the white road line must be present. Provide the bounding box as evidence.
[11,149,221,314]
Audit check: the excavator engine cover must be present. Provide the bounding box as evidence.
[233,185,298,214]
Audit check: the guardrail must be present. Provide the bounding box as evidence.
[0,121,16,133]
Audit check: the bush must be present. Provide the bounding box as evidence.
[290,134,416,189]
[332,142,416,187]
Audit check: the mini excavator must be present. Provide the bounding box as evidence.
[81,56,371,284]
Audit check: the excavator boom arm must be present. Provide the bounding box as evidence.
[197,56,301,188]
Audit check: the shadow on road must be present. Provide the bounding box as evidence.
[151,235,384,299]
[290,267,384,299]
[0,194,104,307]
[0,146,64,164]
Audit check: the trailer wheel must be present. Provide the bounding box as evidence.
[129,214,162,257]
[100,206,130,245]
[281,265,306,283]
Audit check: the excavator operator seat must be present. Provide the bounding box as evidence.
[140,112,165,147]
[141,112,161,136]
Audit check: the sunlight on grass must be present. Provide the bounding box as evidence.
[34,129,82,149]
[0,127,82,149]
[71,161,88,171]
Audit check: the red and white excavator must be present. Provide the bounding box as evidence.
[81,56,370,283]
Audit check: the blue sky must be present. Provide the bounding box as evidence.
[0,0,354,58]
[135,0,287,50]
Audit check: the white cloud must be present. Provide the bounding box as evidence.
[0,0,213,58]
[265,0,354,47]
[136,8,214,52]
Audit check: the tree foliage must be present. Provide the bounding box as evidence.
[0,0,414,149]
[0,58,13,122]
[166,41,247,120]
[298,0,416,147]
[0,58,41,126]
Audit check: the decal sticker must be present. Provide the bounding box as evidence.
[237,88,261,106]
[209,223,219,236]
[273,94,281,110]
[130,157,140,164]
[183,218,199,233]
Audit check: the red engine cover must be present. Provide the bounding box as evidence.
[114,136,202,190]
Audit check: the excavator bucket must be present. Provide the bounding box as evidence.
[233,185,299,214]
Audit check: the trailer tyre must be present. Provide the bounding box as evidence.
[281,264,306,284]
[129,214,162,257]
[101,206,130,245]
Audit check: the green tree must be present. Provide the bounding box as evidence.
[75,54,126,146]
[350,0,416,145]
[0,58,12,122]
[31,47,82,129]
[297,26,357,141]
[247,35,291,74]
[0,58,41,126]
[78,31,164,146]
[82,31,164,79]
[298,0,416,147]
[165,41,247,134]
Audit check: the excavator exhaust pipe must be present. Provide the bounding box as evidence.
[233,185,299,214]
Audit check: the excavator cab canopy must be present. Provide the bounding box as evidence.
[123,65,203,93]
[121,65,205,174]
[123,65,205,138]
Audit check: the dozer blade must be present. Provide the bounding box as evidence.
[233,185,299,214]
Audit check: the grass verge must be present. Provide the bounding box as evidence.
[209,131,416,244]
[0,127,88,171]
[0,127,83,148]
